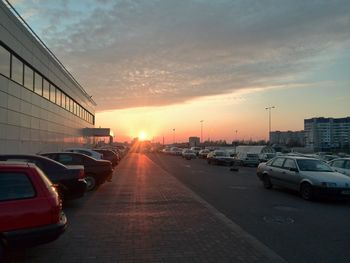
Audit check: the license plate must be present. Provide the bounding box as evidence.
[341,190,350,194]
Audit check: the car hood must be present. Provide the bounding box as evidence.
[302,171,350,185]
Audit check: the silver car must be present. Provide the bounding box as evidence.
[182,149,196,160]
[328,158,350,177]
[257,156,350,200]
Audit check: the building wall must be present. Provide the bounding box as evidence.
[304,117,350,151]
[189,137,200,147]
[0,2,96,154]
[270,130,305,146]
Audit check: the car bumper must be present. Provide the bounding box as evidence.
[313,187,350,199]
[3,212,67,248]
[64,180,87,200]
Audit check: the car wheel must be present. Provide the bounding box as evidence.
[262,175,273,189]
[300,183,313,200]
[85,175,97,191]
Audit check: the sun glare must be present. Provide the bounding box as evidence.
[138,131,147,141]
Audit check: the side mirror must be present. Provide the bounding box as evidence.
[290,167,298,172]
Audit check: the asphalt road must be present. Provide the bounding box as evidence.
[147,153,350,263]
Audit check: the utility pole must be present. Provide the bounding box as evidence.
[265,106,275,143]
[200,120,204,144]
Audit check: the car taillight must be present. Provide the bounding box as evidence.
[78,169,85,179]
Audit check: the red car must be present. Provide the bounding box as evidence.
[0,162,67,261]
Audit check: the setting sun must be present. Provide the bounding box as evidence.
[138,131,148,141]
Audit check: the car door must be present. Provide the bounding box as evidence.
[268,157,286,187]
[281,158,301,190]
[0,169,50,231]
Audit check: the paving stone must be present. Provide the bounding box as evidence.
[13,153,286,263]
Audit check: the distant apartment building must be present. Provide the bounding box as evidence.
[189,137,200,147]
[304,117,350,151]
[270,130,305,146]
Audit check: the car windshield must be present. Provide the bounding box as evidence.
[296,159,333,172]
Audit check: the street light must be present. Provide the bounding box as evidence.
[173,128,175,144]
[200,120,204,144]
[265,106,275,142]
[234,130,238,155]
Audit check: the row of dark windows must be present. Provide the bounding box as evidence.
[0,43,94,124]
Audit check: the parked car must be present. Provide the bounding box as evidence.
[257,156,350,200]
[64,148,103,160]
[182,149,196,160]
[235,152,260,166]
[0,162,67,261]
[198,149,211,158]
[170,147,183,156]
[328,158,350,176]
[259,153,276,163]
[94,149,119,167]
[41,152,113,191]
[161,148,172,154]
[190,147,202,156]
[207,150,234,166]
[0,155,86,201]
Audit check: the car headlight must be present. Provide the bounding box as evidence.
[321,182,337,188]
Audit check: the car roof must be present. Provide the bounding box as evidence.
[0,154,67,167]
[42,151,91,157]
[0,161,34,168]
[278,155,320,160]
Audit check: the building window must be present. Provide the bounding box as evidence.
[56,89,61,106]
[43,78,50,100]
[11,55,23,85]
[50,85,56,103]
[0,45,10,77]
[24,65,34,91]
[34,72,43,95]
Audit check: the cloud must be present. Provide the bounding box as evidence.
[11,0,350,111]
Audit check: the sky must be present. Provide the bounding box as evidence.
[8,0,350,143]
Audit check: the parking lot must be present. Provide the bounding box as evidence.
[10,153,285,263]
[148,153,350,263]
[9,152,350,263]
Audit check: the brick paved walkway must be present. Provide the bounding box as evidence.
[17,153,286,263]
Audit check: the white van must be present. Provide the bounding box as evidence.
[235,152,260,166]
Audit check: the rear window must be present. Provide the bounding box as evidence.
[0,172,36,201]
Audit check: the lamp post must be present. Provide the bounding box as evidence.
[173,128,175,144]
[200,120,204,144]
[265,106,275,143]
[234,130,238,155]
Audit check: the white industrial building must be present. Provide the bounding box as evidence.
[0,1,98,154]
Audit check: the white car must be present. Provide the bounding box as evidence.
[170,147,183,156]
[190,147,202,155]
[198,149,211,158]
[182,149,196,160]
[328,158,350,176]
[257,156,350,200]
[64,148,103,160]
